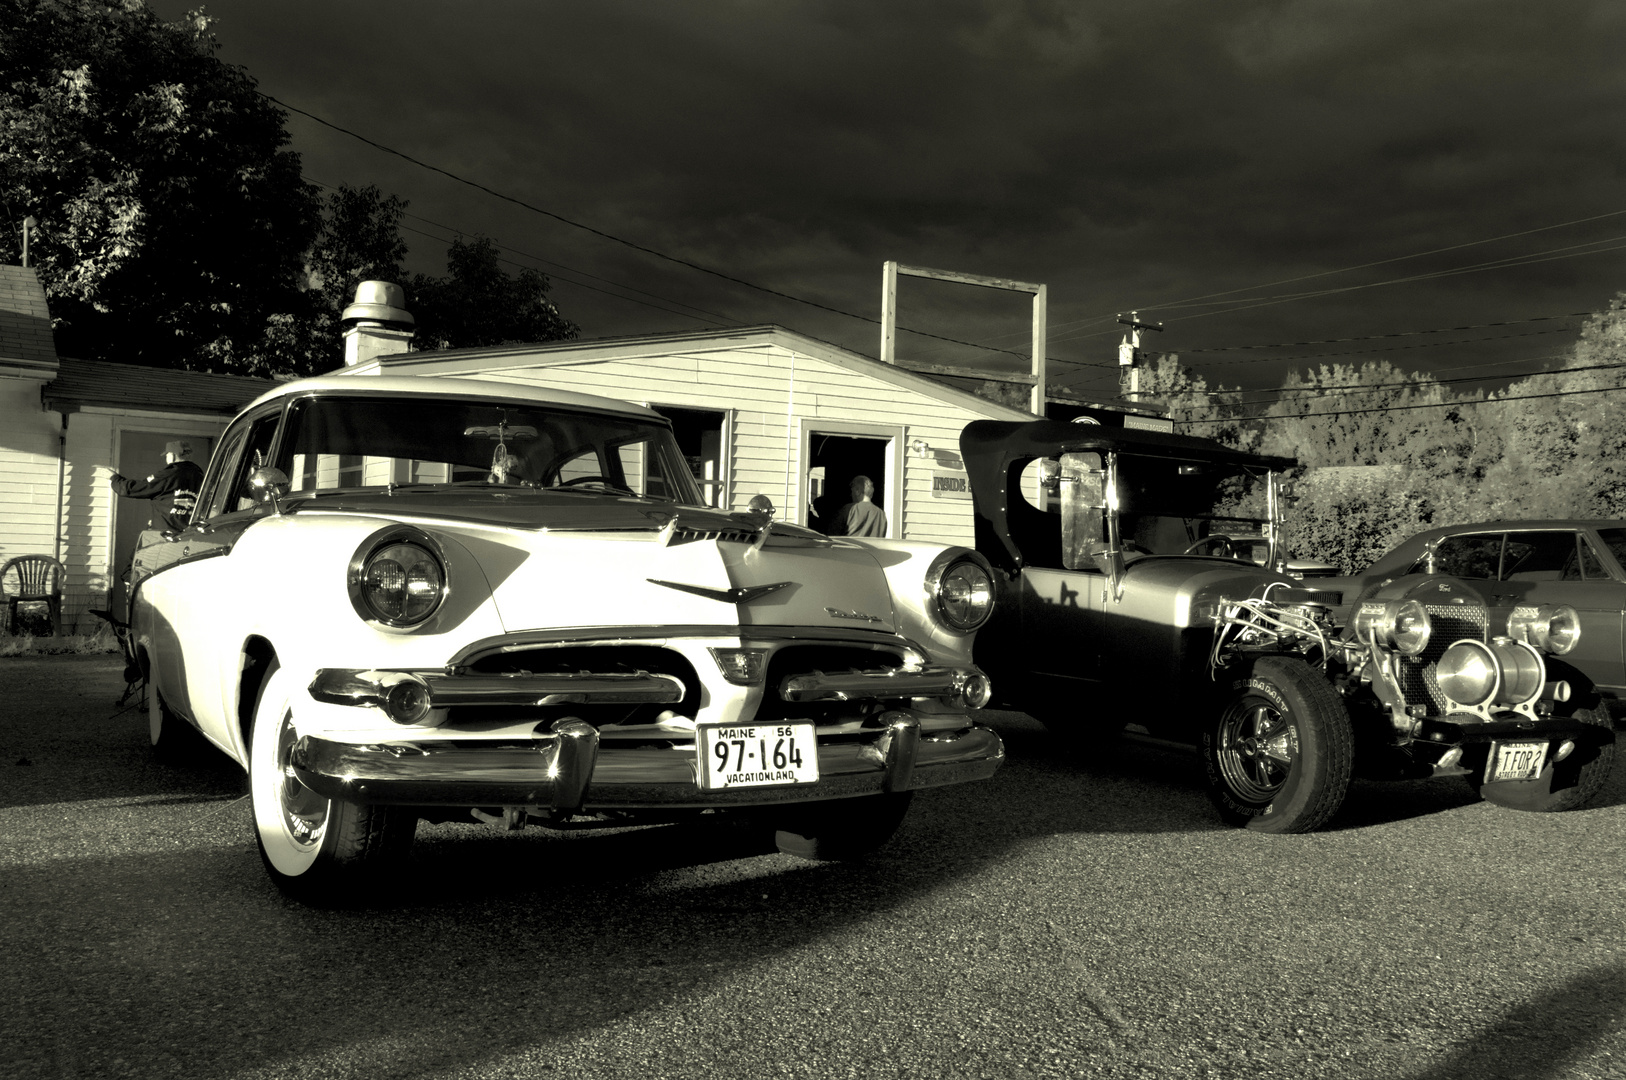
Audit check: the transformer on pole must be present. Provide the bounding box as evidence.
[1117,311,1163,402]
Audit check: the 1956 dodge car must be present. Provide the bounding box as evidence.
[962,418,1615,833]
[127,374,1003,900]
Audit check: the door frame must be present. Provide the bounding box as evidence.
[795,419,904,535]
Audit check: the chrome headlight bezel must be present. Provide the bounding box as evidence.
[1507,604,1581,655]
[924,549,997,633]
[347,525,448,629]
[1351,598,1433,656]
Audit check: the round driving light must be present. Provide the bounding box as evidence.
[1543,605,1580,655]
[1436,640,1499,708]
[1389,599,1432,656]
[929,554,995,632]
[958,672,993,710]
[382,673,433,725]
[1508,604,1581,654]
[1352,598,1432,656]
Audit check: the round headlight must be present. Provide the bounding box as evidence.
[1436,640,1499,708]
[349,531,446,627]
[933,558,995,631]
[1507,604,1580,655]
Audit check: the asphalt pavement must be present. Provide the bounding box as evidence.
[3,653,1624,1080]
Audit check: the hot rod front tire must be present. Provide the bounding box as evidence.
[1472,706,1617,813]
[1203,655,1354,834]
[773,792,914,861]
[249,663,416,903]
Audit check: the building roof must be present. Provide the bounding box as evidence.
[42,357,280,417]
[347,323,1041,423]
[0,265,58,374]
[242,372,661,419]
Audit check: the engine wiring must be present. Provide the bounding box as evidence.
[1205,580,1348,679]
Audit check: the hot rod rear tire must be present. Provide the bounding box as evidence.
[1472,706,1616,813]
[773,792,913,861]
[249,662,416,903]
[1203,655,1354,834]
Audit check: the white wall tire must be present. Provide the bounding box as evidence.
[248,663,415,902]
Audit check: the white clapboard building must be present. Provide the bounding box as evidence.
[339,318,1040,547]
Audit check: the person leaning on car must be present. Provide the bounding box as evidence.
[110,440,203,535]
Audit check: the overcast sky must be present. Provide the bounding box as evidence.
[152,0,1626,399]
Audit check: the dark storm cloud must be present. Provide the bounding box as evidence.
[156,0,1626,389]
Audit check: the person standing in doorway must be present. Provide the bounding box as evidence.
[833,475,887,537]
[110,440,204,535]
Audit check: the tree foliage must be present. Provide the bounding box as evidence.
[1,2,578,376]
[408,236,578,352]
[1137,299,1626,571]
[0,0,320,370]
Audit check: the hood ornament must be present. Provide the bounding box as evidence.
[648,579,793,604]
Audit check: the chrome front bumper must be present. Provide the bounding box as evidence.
[290,712,1005,811]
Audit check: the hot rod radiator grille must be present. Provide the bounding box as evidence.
[1396,605,1489,713]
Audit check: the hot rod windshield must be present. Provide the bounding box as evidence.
[274,395,706,504]
[1023,451,1277,562]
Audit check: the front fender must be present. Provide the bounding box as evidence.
[841,538,992,666]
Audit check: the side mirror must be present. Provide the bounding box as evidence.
[249,467,290,514]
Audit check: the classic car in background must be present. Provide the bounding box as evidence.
[1320,521,1626,717]
[961,419,1615,833]
[127,374,1004,901]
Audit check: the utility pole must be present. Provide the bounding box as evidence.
[1117,311,1163,402]
[21,216,37,268]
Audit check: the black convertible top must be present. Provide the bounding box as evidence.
[959,419,1297,574]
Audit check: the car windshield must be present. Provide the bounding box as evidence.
[275,395,705,503]
[1018,450,1275,565]
[1114,453,1272,557]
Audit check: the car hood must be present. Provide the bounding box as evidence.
[289,488,763,535]
[299,491,903,637]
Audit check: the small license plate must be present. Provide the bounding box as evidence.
[697,723,819,790]
[1487,740,1549,783]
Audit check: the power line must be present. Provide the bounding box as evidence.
[271,93,1032,361]
[1144,209,1626,314]
[1178,380,1626,426]
[1171,359,1624,403]
[308,176,739,325]
[1177,313,1591,353]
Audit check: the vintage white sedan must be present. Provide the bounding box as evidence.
[129,374,1003,901]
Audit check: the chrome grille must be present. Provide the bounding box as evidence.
[671,526,758,545]
[1397,605,1488,712]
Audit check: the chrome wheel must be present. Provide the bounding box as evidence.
[1214,700,1299,804]
[1203,655,1353,833]
[272,709,330,851]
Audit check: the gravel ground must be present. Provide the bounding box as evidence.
[2,653,1624,1080]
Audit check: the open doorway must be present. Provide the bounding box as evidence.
[805,432,891,536]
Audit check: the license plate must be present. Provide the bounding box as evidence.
[1487,740,1549,783]
[697,723,819,790]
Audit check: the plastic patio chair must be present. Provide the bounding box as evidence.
[2,554,66,636]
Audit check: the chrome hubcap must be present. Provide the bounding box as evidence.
[1218,702,1297,803]
[274,712,328,848]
